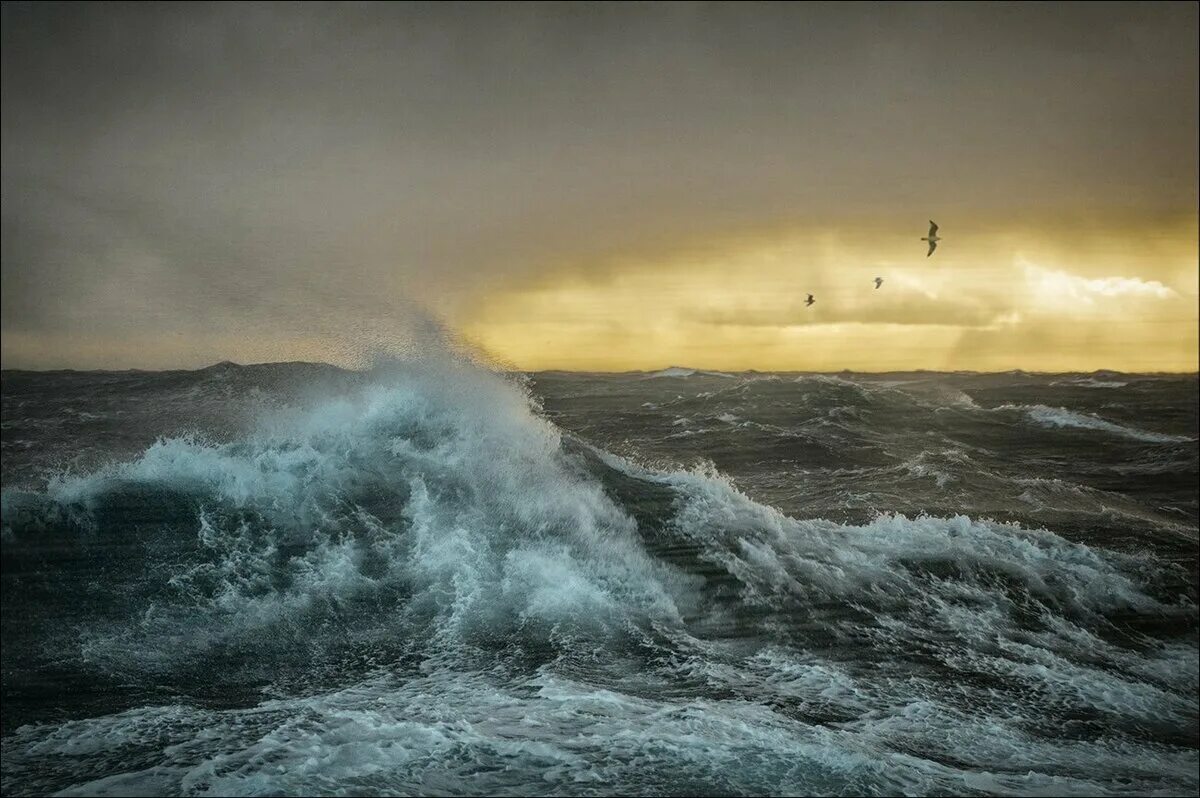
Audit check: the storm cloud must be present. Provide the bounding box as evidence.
[2,2,1196,369]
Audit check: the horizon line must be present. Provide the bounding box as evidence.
[2,360,1197,378]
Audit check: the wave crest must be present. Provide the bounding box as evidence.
[999,403,1193,443]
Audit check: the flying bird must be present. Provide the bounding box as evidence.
[874,277,884,289]
[921,220,940,257]
[805,294,815,307]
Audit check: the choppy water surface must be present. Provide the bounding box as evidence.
[2,361,1197,796]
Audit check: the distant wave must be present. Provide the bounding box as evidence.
[1050,377,1129,389]
[643,366,736,379]
[1001,403,1192,443]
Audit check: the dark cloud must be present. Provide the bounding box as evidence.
[2,1,1196,367]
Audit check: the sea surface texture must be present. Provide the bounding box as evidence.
[1,361,1197,796]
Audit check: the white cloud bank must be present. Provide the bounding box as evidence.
[1022,261,1176,305]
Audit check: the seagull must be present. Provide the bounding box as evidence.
[874,277,884,289]
[921,220,940,257]
[805,294,815,307]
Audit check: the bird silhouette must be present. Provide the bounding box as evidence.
[805,294,815,307]
[874,277,883,289]
[921,220,940,256]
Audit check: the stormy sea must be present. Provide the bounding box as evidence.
[1,359,1197,796]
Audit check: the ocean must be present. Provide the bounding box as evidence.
[1,360,1197,796]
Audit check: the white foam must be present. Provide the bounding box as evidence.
[999,404,1192,443]
[1051,378,1130,389]
[40,358,695,671]
[8,662,1195,797]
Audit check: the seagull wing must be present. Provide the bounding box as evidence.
[928,220,938,236]
[926,240,938,257]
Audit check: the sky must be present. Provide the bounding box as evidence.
[2,1,1197,372]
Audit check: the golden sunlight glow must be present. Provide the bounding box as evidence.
[459,218,1199,372]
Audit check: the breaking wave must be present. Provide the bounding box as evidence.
[643,366,737,379]
[1051,377,1130,389]
[1000,403,1194,444]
